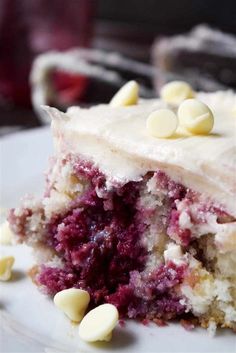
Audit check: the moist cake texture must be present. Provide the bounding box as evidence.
[9,90,236,331]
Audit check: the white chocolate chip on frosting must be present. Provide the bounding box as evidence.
[79,303,119,342]
[160,81,195,105]
[54,288,90,322]
[110,80,139,107]
[0,256,15,281]
[0,221,13,245]
[178,99,214,134]
[146,109,178,138]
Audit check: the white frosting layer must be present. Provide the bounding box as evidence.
[46,91,236,216]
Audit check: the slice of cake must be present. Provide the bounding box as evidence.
[9,81,236,331]
[152,25,236,91]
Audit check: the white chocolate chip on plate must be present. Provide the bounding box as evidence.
[110,80,139,107]
[54,288,90,322]
[146,109,178,138]
[0,220,13,245]
[160,81,195,105]
[79,303,119,342]
[0,256,15,281]
[178,99,214,135]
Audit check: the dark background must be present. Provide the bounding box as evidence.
[96,0,236,60]
[98,0,236,33]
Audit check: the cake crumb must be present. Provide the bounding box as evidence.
[153,318,167,327]
[119,319,126,328]
[180,319,195,331]
[207,320,217,337]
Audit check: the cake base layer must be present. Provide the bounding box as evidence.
[9,155,236,330]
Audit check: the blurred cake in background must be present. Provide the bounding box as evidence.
[152,25,236,92]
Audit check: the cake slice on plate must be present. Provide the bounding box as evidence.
[9,81,236,331]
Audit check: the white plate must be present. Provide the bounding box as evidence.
[0,127,235,353]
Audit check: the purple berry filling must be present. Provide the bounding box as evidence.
[35,160,189,320]
[107,262,187,320]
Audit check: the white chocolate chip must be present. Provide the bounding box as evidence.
[0,221,13,245]
[164,243,184,265]
[79,303,119,342]
[0,256,15,281]
[110,80,139,107]
[54,288,90,322]
[178,99,214,135]
[146,109,178,138]
[160,81,195,105]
